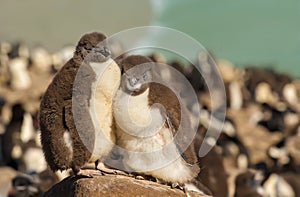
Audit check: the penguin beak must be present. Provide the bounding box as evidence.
[88,46,111,62]
[93,46,111,57]
[126,83,142,92]
[99,47,111,57]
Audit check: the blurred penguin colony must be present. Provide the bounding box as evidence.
[0,41,300,197]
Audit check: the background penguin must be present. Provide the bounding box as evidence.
[193,125,229,197]
[1,103,25,169]
[263,172,299,197]
[8,173,42,197]
[113,55,200,187]
[39,32,121,174]
[244,67,292,103]
[234,170,265,197]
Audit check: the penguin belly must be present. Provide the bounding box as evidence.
[113,88,199,183]
[88,60,121,163]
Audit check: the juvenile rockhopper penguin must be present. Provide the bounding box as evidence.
[39,32,121,174]
[113,55,200,185]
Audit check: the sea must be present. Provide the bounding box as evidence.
[0,0,299,77]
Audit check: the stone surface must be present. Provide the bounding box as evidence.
[43,174,211,197]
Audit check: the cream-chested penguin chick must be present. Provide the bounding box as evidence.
[39,32,121,174]
[113,55,200,186]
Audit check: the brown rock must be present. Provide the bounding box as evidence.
[43,174,211,197]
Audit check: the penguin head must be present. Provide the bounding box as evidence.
[120,55,154,95]
[73,32,111,64]
[235,170,263,190]
[123,66,152,93]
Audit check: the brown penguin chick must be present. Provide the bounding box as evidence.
[1,103,25,169]
[285,130,300,167]
[234,170,265,197]
[39,32,121,174]
[113,55,200,185]
[38,169,59,192]
[244,67,292,103]
[193,126,229,197]
[280,173,300,196]
[263,173,299,197]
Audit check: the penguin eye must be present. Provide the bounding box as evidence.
[143,73,148,81]
[99,47,111,57]
[143,71,151,81]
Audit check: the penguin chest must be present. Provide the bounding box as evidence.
[88,61,121,160]
[117,125,199,183]
[113,88,165,136]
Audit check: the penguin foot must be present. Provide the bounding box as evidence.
[171,182,183,189]
[77,169,103,177]
[102,169,129,176]
[96,161,116,174]
[112,169,129,176]
[154,180,182,189]
[130,173,156,182]
[96,161,128,176]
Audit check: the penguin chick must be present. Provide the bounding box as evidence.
[1,103,25,169]
[39,32,121,174]
[8,173,42,197]
[234,170,265,197]
[193,126,229,197]
[113,55,199,184]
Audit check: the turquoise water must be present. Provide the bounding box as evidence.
[151,0,300,77]
[0,0,152,50]
[0,0,299,77]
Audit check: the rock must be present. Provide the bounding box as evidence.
[44,175,211,197]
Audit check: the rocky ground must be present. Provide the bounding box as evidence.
[0,41,300,197]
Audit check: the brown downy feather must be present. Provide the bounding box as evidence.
[39,32,107,172]
[119,55,199,173]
